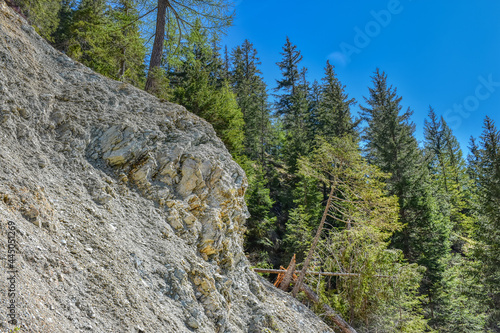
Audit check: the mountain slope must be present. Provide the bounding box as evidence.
[0,2,332,332]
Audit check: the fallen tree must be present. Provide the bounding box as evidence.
[294,281,358,333]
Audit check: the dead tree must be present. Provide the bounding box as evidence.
[291,185,335,297]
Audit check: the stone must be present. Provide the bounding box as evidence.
[0,4,334,333]
[186,317,200,329]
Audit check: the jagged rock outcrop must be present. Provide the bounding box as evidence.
[0,2,333,332]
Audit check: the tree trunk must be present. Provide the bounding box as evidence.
[279,254,296,291]
[145,0,168,92]
[292,184,335,297]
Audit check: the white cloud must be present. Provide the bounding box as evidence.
[328,51,348,67]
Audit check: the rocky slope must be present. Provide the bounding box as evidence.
[0,2,333,332]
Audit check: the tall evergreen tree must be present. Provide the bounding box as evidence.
[170,22,244,156]
[361,69,451,319]
[424,107,474,244]
[229,40,276,267]
[316,61,358,140]
[266,38,313,265]
[61,0,146,87]
[230,40,271,162]
[293,137,429,332]
[52,0,75,51]
[281,66,311,173]
[112,0,148,86]
[274,37,302,120]
[468,117,500,331]
[12,0,61,41]
[272,37,308,174]
[423,107,486,331]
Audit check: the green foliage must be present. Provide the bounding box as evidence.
[360,71,457,330]
[431,254,487,332]
[274,38,311,173]
[283,175,323,261]
[422,107,486,331]
[170,24,244,156]
[15,0,61,41]
[295,137,429,331]
[52,0,75,50]
[468,117,500,330]
[274,36,303,123]
[228,40,277,266]
[299,137,400,234]
[146,66,172,100]
[230,40,272,162]
[148,0,235,37]
[361,70,451,311]
[60,0,146,87]
[240,159,276,262]
[15,6,497,329]
[315,61,359,140]
[143,0,235,92]
[424,108,475,242]
[315,229,429,332]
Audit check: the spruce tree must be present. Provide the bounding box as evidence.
[424,107,474,244]
[281,67,311,173]
[274,38,311,168]
[361,69,450,319]
[170,22,244,156]
[61,0,146,87]
[14,0,62,41]
[230,40,271,162]
[112,0,147,87]
[274,37,304,128]
[316,61,358,140]
[267,38,313,265]
[52,0,75,52]
[468,117,500,330]
[293,137,429,332]
[229,40,276,266]
[424,107,486,330]
[272,37,308,184]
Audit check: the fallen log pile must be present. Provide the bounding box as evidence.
[254,256,359,333]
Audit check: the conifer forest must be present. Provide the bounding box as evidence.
[6,0,500,331]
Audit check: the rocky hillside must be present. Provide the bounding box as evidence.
[0,2,334,332]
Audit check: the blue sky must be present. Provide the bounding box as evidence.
[221,0,500,153]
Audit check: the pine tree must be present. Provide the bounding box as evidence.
[283,174,323,261]
[52,0,75,52]
[468,117,500,331]
[269,38,311,249]
[361,69,451,319]
[112,0,147,87]
[61,0,146,87]
[170,23,244,156]
[281,67,311,173]
[293,137,429,332]
[230,40,271,162]
[424,107,485,330]
[13,0,62,41]
[241,161,276,267]
[228,40,277,267]
[424,108,475,243]
[274,36,303,128]
[316,61,358,140]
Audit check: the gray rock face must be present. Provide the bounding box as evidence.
[0,2,332,332]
